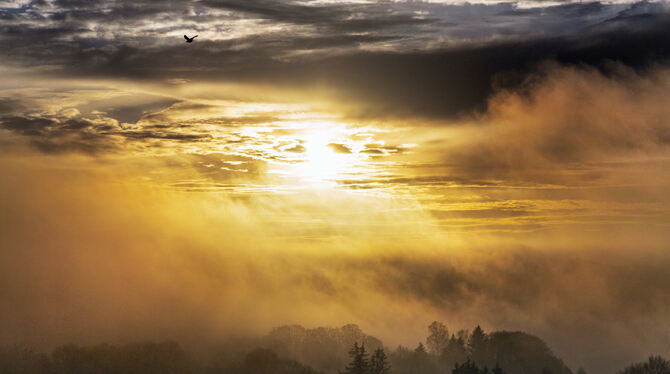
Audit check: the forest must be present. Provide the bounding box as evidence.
[0,323,667,374]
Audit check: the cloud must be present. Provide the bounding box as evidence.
[1,156,670,374]
[285,144,307,153]
[2,62,670,372]
[327,143,351,154]
[3,3,670,374]
[348,248,670,372]
[0,159,445,349]
[3,1,670,120]
[200,0,435,32]
[0,112,213,154]
[439,63,670,184]
[0,115,122,154]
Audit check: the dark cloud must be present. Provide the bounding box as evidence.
[102,99,180,124]
[0,1,670,116]
[0,113,208,154]
[0,116,58,136]
[0,0,431,73]
[360,149,382,155]
[316,15,670,119]
[0,99,24,115]
[0,116,120,154]
[115,131,209,141]
[200,0,435,32]
[327,143,351,154]
[285,144,306,153]
[2,4,668,119]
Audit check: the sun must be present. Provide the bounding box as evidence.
[293,130,352,183]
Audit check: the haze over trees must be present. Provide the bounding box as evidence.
[617,356,670,374]
[0,323,667,374]
[341,343,391,374]
[262,324,384,373]
[385,323,571,374]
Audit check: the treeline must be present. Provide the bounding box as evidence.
[340,342,503,374]
[1,323,669,374]
[0,342,316,374]
[383,322,571,374]
[336,322,567,374]
[618,356,670,374]
[261,324,384,373]
[341,342,390,374]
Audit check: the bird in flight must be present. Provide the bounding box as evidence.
[184,35,198,43]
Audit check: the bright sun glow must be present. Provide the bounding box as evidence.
[292,129,352,183]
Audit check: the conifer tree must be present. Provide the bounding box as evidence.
[468,326,488,364]
[369,348,391,374]
[453,359,480,374]
[444,334,469,364]
[342,342,370,374]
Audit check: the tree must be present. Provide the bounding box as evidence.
[411,342,432,374]
[370,348,391,374]
[453,360,481,374]
[453,360,497,374]
[237,348,321,374]
[443,334,468,366]
[618,356,670,374]
[342,343,369,374]
[427,322,450,355]
[468,326,488,364]
[492,364,506,374]
[414,343,427,356]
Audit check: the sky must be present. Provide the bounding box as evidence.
[2,0,670,373]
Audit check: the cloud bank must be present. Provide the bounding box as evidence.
[2,62,670,373]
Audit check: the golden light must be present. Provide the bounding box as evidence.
[291,127,354,183]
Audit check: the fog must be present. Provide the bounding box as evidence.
[3,54,670,374]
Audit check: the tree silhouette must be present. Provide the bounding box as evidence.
[468,326,488,364]
[443,334,468,365]
[414,343,427,356]
[370,348,391,374]
[453,359,501,374]
[618,356,670,374]
[427,321,450,355]
[234,348,321,374]
[264,324,383,374]
[453,360,481,374]
[342,343,369,374]
[492,363,506,374]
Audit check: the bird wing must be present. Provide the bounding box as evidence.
[193,35,198,38]
[184,35,189,40]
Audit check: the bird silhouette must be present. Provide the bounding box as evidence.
[184,35,198,43]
